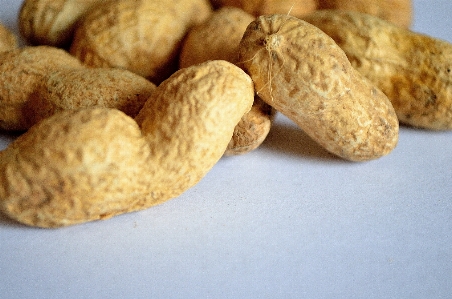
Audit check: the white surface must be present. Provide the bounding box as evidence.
[1,1,451,298]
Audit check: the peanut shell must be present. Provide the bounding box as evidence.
[179,6,254,68]
[135,60,254,194]
[18,0,106,47]
[238,14,399,161]
[24,68,157,128]
[0,46,83,131]
[0,21,18,52]
[70,0,213,83]
[225,96,275,155]
[317,0,413,28]
[211,0,317,18]
[179,6,275,155]
[303,10,452,130]
[1,60,254,227]
[0,108,153,227]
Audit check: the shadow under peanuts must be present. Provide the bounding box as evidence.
[261,115,343,162]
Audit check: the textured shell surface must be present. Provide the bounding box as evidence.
[238,14,399,161]
[303,10,452,130]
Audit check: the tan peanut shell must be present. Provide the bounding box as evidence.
[0,46,83,131]
[303,10,452,130]
[24,68,157,128]
[225,96,275,155]
[211,0,317,18]
[0,22,18,52]
[238,14,399,161]
[317,0,413,28]
[18,0,106,47]
[1,60,254,227]
[179,6,255,68]
[135,60,254,195]
[179,6,274,155]
[0,108,154,227]
[70,0,213,83]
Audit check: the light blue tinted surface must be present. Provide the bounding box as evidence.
[1,1,451,298]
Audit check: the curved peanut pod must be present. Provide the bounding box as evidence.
[135,60,254,194]
[303,10,452,130]
[18,0,105,47]
[238,15,399,161]
[0,60,254,228]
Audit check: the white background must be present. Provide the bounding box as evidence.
[1,1,451,298]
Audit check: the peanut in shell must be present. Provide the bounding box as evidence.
[0,46,83,131]
[24,67,157,128]
[238,14,399,161]
[70,0,213,83]
[18,0,106,47]
[179,6,255,68]
[135,59,254,193]
[179,6,275,155]
[303,10,452,130]
[1,60,254,228]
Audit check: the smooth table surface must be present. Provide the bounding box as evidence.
[1,1,451,298]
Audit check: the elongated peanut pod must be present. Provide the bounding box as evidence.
[0,60,254,228]
[238,15,399,161]
[303,10,452,130]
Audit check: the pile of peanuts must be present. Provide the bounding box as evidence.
[0,0,451,228]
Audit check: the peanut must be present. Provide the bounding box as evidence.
[317,0,413,28]
[303,10,452,130]
[18,0,105,47]
[0,21,18,52]
[179,6,275,155]
[179,6,255,68]
[23,68,157,128]
[0,60,254,227]
[238,14,399,161]
[210,0,317,18]
[70,0,213,83]
[225,97,275,155]
[0,46,83,131]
